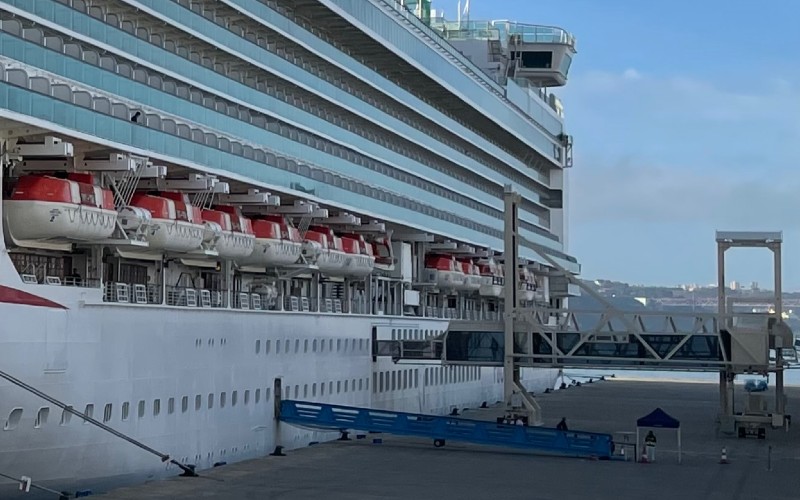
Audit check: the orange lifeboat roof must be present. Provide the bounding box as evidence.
[252,219,281,239]
[131,193,174,219]
[202,209,233,231]
[341,237,359,254]
[12,175,74,203]
[304,230,329,249]
[159,192,201,222]
[425,255,455,271]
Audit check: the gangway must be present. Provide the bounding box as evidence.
[376,187,792,436]
[277,399,614,459]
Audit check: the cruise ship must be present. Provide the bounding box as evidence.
[0,0,578,495]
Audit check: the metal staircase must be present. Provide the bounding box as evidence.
[278,400,613,459]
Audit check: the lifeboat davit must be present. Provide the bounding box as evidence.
[130,192,204,253]
[238,216,303,267]
[202,206,255,260]
[303,226,346,274]
[340,233,376,277]
[519,267,537,302]
[3,174,117,241]
[478,258,504,297]
[424,255,465,289]
[457,260,482,291]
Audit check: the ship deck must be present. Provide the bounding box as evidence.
[97,378,800,500]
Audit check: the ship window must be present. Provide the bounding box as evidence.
[337,339,342,351]
[61,406,74,426]
[153,399,161,416]
[35,407,50,428]
[359,379,363,391]
[304,339,308,353]
[244,390,250,405]
[84,404,94,424]
[303,385,308,398]
[207,394,214,409]
[337,381,341,394]
[4,408,22,431]
[232,391,238,407]
[265,388,271,401]
[521,51,553,69]
[256,340,261,353]
[195,395,202,411]
[391,372,396,391]
[181,396,188,413]
[294,339,300,353]
[168,398,175,415]
[137,400,145,418]
[328,381,333,394]
[328,339,333,351]
[265,340,271,354]
[103,404,112,423]
[344,380,349,393]
[372,373,377,393]
[379,373,384,392]
[255,389,261,403]
[294,385,299,398]
[312,339,317,352]
[220,392,227,408]
[365,378,370,391]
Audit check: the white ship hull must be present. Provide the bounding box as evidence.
[0,282,558,496]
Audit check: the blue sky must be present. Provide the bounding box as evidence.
[437,0,800,289]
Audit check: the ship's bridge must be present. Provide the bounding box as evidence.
[430,19,576,87]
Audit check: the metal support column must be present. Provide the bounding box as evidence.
[503,186,520,409]
[717,241,732,419]
[773,242,785,415]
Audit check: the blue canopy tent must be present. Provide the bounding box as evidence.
[636,408,681,463]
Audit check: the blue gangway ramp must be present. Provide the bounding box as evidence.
[279,400,613,459]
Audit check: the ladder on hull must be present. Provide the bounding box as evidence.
[278,400,613,459]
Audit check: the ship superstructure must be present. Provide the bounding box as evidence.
[0,0,578,494]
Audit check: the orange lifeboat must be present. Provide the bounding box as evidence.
[303,226,346,273]
[458,260,482,291]
[3,174,117,241]
[519,267,537,302]
[340,233,376,276]
[370,236,395,271]
[424,255,465,289]
[202,205,255,260]
[130,192,204,253]
[238,216,303,267]
[477,258,504,297]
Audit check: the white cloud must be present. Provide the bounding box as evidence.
[621,68,642,80]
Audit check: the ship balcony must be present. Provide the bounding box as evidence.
[499,22,576,87]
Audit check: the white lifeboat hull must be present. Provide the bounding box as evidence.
[479,276,504,297]
[519,287,536,302]
[425,269,466,289]
[3,200,117,241]
[316,249,347,274]
[240,238,302,267]
[146,218,205,253]
[342,254,376,277]
[458,275,482,291]
[215,231,256,260]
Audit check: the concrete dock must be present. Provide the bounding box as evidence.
[99,379,800,499]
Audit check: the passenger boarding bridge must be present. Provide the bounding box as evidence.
[376,188,793,434]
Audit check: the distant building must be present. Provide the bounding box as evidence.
[751,281,759,291]
[730,281,740,291]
